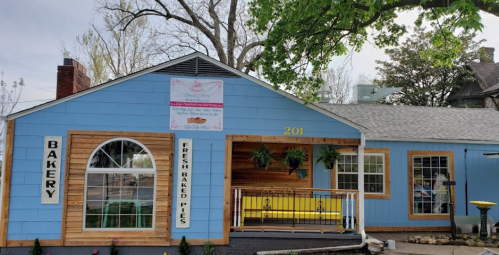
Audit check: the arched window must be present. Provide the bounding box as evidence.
[84,138,156,229]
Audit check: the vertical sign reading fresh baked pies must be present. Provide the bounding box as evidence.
[170,78,223,131]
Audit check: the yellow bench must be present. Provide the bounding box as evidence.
[241,196,342,226]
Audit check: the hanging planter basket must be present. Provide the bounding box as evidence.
[282,147,307,175]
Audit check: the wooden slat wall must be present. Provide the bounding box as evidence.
[61,131,174,246]
[231,142,313,189]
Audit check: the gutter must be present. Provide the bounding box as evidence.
[257,132,367,255]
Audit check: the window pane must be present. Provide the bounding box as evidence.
[105,174,121,188]
[138,174,154,187]
[87,187,104,200]
[100,141,122,167]
[123,174,137,187]
[120,201,137,214]
[141,202,154,214]
[86,215,102,228]
[140,215,153,228]
[121,187,137,200]
[86,200,104,214]
[87,174,104,187]
[120,215,137,228]
[138,188,154,200]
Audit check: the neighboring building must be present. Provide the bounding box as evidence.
[447,47,499,109]
[2,53,499,254]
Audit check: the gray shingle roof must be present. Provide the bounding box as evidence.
[468,62,499,89]
[315,103,499,143]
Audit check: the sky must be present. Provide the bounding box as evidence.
[1,1,499,114]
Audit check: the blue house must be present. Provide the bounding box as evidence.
[2,53,499,254]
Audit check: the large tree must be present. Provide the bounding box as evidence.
[100,0,264,73]
[374,28,484,106]
[64,0,155,85]
[249,0,499,102]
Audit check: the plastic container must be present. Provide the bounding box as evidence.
[387,240,396,250]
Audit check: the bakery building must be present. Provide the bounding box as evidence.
[2,53,499,254]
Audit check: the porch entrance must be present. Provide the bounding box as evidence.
[223,135,361,239]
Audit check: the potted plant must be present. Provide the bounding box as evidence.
[283,147,307,174]
[250,144,275,170]
[315,145,341,170]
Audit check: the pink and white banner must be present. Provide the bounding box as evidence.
[170,78,223,131]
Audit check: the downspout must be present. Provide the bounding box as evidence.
[257,132,367,255]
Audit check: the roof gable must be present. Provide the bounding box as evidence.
[6,53,365,131]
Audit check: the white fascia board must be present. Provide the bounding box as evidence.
[366,136,499,145]
[484,153,499,158]
[7,53,367,132]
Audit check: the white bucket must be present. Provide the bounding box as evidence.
[387,240,396,250]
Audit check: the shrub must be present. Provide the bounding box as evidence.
[30,238,42,255]
[178,236,190,255]
[203,240,215,255]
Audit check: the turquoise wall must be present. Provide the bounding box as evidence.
[364,141,499,227]
[8,73,360,240]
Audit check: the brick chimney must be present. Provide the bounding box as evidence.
[56,58,91,99]
[480,47,495,63]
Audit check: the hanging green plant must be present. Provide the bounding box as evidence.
[316,145,341,171]
[250,144,275,170]
[282,147,307,174]
[297,169,308,179]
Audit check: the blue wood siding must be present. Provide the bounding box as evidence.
[364,141,499,227]
[9,73,360,240]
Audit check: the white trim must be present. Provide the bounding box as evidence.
[358,133,365,233]
[6,53,366,131]
[366,137,499,145]
[0,119,7,241]
[83,137,157,231]
[337,152,386,195]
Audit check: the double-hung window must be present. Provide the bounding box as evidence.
[332,148,390,199]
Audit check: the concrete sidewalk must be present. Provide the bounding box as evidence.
[368,232,499,255]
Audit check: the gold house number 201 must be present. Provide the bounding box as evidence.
[284,127,303,136]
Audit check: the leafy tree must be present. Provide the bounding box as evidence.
[64,0,156,85]
[99,0,264,73]
[248,0,499,102]
[374,28,484,106]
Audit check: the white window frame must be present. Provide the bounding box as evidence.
[83,137,157,231]
[336,152,385,194]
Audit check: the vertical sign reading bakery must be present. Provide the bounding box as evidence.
[170,78,223,131]
[176,139,192,228]
[42,136,62,204]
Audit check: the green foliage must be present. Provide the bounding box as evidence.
[178,236,190,255]
[250,144,275,170]
[110,243,118,255]
[283,147,307,170]
[29,238,42,255]
[374,27,485,106]
[203,240,215,255]
[248,0,497,102]
[315,146,341,170]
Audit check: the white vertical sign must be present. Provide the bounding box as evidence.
[176,139,192,228]
[41,136,62,204]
